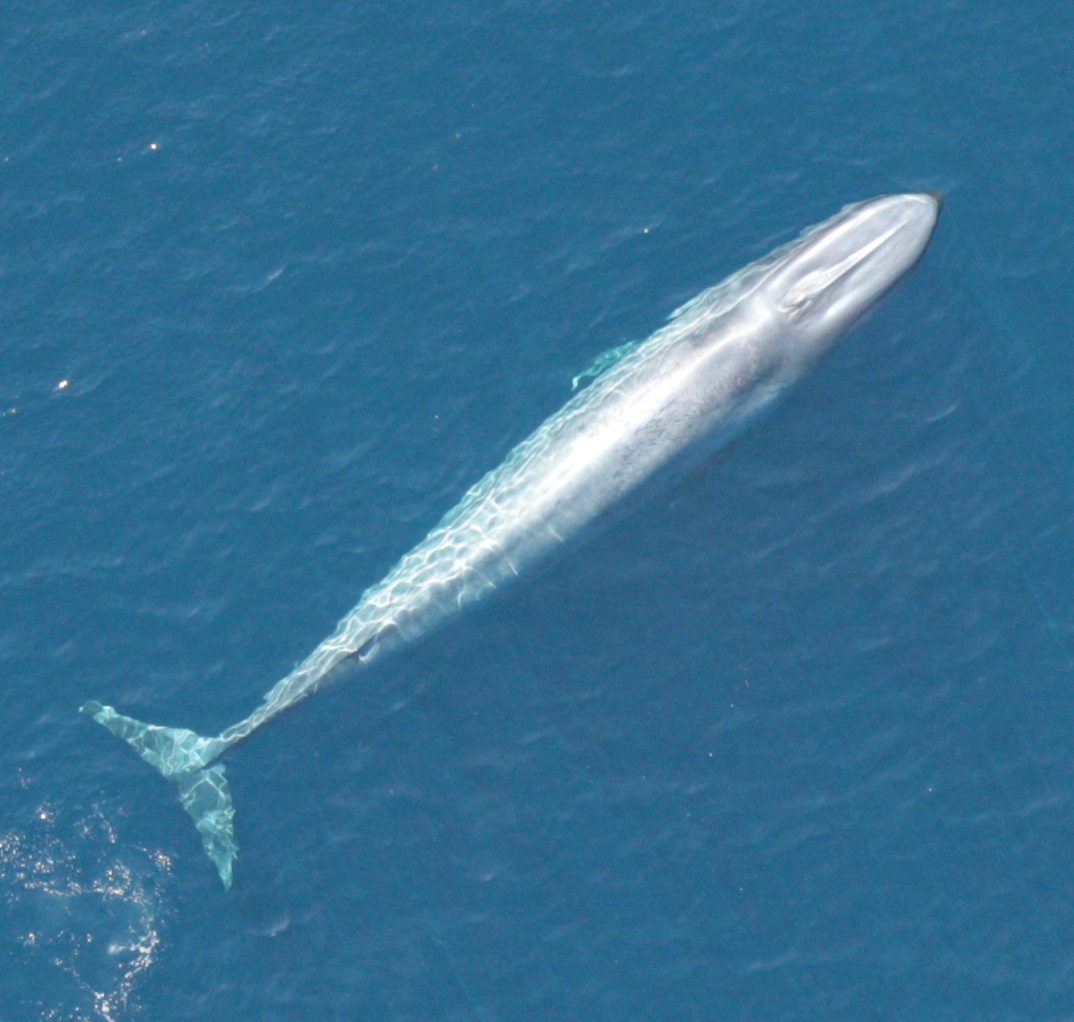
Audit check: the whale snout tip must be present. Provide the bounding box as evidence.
[920,189,944,213]
[886,190,943,242]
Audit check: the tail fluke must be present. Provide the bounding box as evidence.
[175,763,238,889]
[80,701,239,889]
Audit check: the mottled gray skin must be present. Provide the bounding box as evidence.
[82,192,941,887]
[236,191,941,740]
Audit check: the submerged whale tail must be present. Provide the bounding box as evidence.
[80,701,238,889]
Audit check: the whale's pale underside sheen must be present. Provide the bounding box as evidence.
[83,193,942,887]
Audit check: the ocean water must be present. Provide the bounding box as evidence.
[3,1,1074,1019]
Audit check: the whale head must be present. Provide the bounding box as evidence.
[756,191,942,370]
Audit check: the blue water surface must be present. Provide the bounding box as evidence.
[3,1,1074,1019]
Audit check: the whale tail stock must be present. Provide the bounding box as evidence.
[80,701,238,889]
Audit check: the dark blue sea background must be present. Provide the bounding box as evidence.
[3,2,1074,1019]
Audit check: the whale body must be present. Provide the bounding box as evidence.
[82,192,942,887]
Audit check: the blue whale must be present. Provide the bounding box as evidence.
[83,192,942,887]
